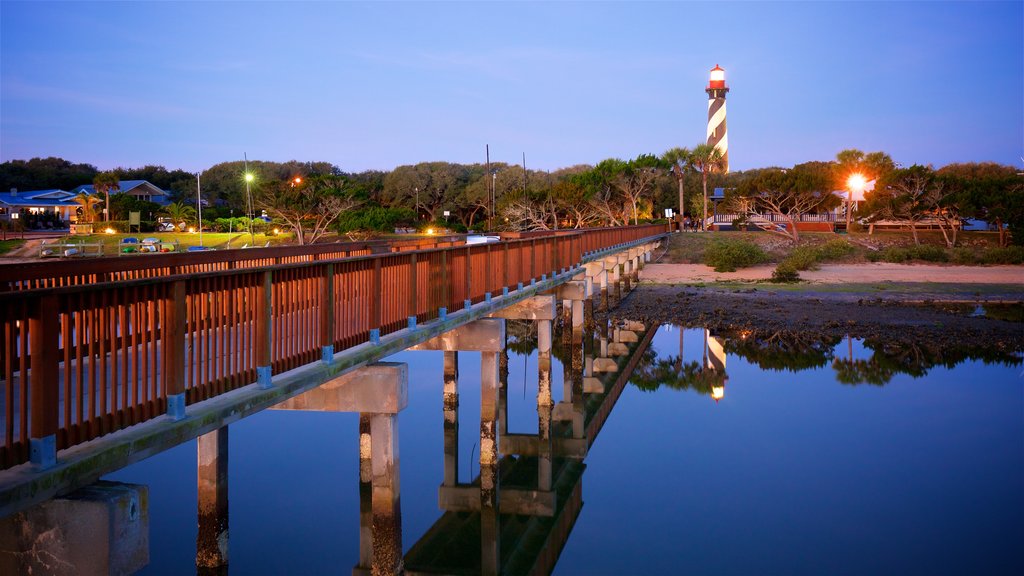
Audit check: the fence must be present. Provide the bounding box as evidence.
[0,224,668,469]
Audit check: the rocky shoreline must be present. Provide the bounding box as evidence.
[606,284,1024,353]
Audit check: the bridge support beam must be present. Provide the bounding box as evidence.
[537,319,553,492]
[443,352,459,488]
[480,349,501,576]
[409,319,505,353]
[0,481,149,576]
[345,364,409,576]
[197,427,229,571]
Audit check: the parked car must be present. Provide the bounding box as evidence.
[465,235,501,245]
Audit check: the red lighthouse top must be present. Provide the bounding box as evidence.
[707,64,727,90]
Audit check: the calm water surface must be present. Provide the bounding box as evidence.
[106,323,1023,575]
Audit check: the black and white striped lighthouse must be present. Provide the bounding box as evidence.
[706,64,729,173]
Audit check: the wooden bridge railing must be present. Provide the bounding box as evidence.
[0,234,476,292]
[0,223,668,469]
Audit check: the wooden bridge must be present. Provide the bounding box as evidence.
[0,224,668,529]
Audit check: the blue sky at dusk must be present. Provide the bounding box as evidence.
[2,1,1021,173]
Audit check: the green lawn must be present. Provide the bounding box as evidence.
[0,239,26,255]
[61,232,287,253]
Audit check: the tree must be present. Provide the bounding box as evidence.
[381,162,472,222]
[938,162,1023,247]
[108,193,161,222]
[577,160,628,227]
[93,171,120,223]
[612,154,663,225]
[732,162,837,243]
[689,144,725,230]
[256,175,361,245]
[867,165,945,246]
[834,149,896,228]
[72,192,102,223]
[0,157,98,191]
[662,147,692,220]
[498,191,554,231]
[161,201,197,229]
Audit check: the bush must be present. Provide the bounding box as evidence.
[778,239,855,273]
[704,238,768,272]
[771,261,801,283]
[951,247,976,265]
[785,245,821,271]
[979,246,1024,265]
[870,245,949,263]
[817,238,856,261]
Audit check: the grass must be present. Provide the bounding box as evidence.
[58,232,288,253]
[0,239,26,255]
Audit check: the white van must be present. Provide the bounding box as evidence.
[465,235,500,245]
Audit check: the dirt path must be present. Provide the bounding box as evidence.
[641,262,1024,285]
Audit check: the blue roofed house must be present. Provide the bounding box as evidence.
[0,188,78,228]
[70,180,172,205]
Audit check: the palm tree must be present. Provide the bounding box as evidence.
[93,171,120,223]
[72,192,102,223]
[689,144,724,231]
[161,201,196,230]
[662,147,692,222]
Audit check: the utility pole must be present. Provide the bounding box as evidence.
[522,152,527,194]
[486,144,491,232]
[196,173,204,247]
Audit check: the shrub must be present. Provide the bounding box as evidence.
[785,245,821,271]
[771,261,801,283]
[871,245,949,263]
[911,245,949,262]
[951,247,976,265]
[703,238,768,272]
[979,246,1024,265]
[817,238,856,261]
[778,239,854,273]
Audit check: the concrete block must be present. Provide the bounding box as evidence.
[273,362,408,414]
[592,358,618,373]
[0,481,149,576]
[616,330,639,343]
[608,342,629,356]
[488,295,556,321]
[583,377,604,394]
[409,318,505,352]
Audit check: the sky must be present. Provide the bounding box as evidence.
[1,1,1021,174]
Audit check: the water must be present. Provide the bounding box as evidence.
[104,322,1024,575]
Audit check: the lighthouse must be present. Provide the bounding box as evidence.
[706,64,729,173]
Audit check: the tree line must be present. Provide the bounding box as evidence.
[2,150,1020,246]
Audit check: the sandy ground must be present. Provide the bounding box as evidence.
[641,262,1024,285]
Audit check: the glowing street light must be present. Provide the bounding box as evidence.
[846,173,867,231]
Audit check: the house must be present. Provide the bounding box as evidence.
[0,188,78,226]
[70,180,172,205]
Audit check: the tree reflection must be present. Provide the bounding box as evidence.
[724,329,840,372]
[632,326,1022,390]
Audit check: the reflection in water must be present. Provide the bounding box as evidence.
[28,308,1020,574]
[403,315,654,575]
[631,325,1024,394]
[631,328,728,400]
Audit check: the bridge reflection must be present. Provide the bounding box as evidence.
[401,317,656,576]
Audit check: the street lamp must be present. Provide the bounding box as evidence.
[846,173,867,231]
[244,171,255,245]
[414,187,419,221]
